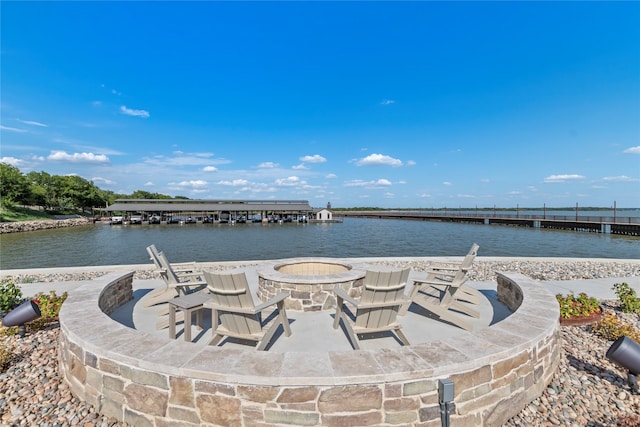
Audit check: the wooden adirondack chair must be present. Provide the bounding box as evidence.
[203,270,292,351]
[145,244,207,309]
[333,268,411,350]
[404,269,479,331]
[423,243,482,305]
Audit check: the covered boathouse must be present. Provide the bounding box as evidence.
[103,199,314,224]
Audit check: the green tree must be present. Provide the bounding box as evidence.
[0,163,29,206]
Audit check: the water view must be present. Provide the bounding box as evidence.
[1,217,638,270]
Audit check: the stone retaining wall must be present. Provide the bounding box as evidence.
[59,270,561,427]
[0,217,91,234]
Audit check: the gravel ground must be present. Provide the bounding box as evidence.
[1,259,639,426]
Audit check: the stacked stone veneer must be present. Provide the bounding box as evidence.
[256,259,367,312]
[59,269,560,427]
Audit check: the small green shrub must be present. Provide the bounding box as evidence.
[591,312,640,342]
[0,278,23,313]
[556,292,601,319]
[613,282,640,314]
[32,291,67,320]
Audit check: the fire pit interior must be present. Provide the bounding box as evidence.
[275,261,351,276]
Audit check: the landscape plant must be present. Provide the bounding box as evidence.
[556,292,601,319]
[612,282,640,314]
[31,291,68,321]
[591,312,640,343]
[0,278,23,314]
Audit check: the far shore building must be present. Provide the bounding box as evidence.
[102,199,316,224]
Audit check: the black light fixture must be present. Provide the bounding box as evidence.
[606,336,640,392]
[2,300,41,337]
[438,378,454,427]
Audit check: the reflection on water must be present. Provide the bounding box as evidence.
[0,217,638,270]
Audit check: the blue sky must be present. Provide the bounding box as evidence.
[1,1,639,209]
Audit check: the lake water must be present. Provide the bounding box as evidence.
[0,217,638,270]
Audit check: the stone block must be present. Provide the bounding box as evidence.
[277,386,321,403]
[195,380,236,396]
[124,383,169,417]
[237,385,279,402]
[170,376,195,407]
[385,410,418,425]
[167,406,201,424]
[403,379,436,396]
[264,409,320,426]
[492,351,530,379]
[318,385,382,412]
[197,394,242,425]
[123,407,154,427]
[451,365,491,396]
[99,358,121,375]
[129,367,169,389]
[321,411,383,427]
[384,396,420,411]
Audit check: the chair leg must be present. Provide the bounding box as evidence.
[394,326,411,346]
[209,333,225,347]
[341,316,361,350]
[277,302,292,337]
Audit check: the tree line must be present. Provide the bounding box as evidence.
[0,163,176,213]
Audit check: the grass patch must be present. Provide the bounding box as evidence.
[0,206,52,222]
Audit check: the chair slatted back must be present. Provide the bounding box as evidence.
[147,244,162,269]
[355,268,410,330]
[204,271,262,335]
[439,269,469,308]
[157,251,182,285]
[459,243,479,271]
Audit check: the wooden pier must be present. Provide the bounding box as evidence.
[336,211,640,236]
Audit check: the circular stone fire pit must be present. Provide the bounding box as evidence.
[256,258,367,311]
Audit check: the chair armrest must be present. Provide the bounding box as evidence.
[254,292,289,312]
[334,287,358,306]
[413,276,467,287]
[203,302,257,314]
[357,299,407,310]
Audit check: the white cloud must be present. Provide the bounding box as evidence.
[623,146,640,154]
[544,174,585,183]
[344,179,392,188]
[406,160,416,166]
[120,105,150,118]
[144,152,229,167]
[17,119,47,127]
[300,154,326,163]
[217,179,249,186]
[292,164,308,170]
[325,173,337,179]
[380,99,395,105]
[602,175,639,182]
[0,156,25,166]
[47,150,110,163]
[92,177,116,185]
[0,125,27,133]
[144,181,154,187]
[356,153,403,167]
[275,176,304,186]
[257,162,279,168]
[443,181,453,186]
[203,166,218,172]
[171,180,208,188]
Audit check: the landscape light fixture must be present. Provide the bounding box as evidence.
[2,300,41,337]
[606,336,640,392]
[438,378,454,427]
